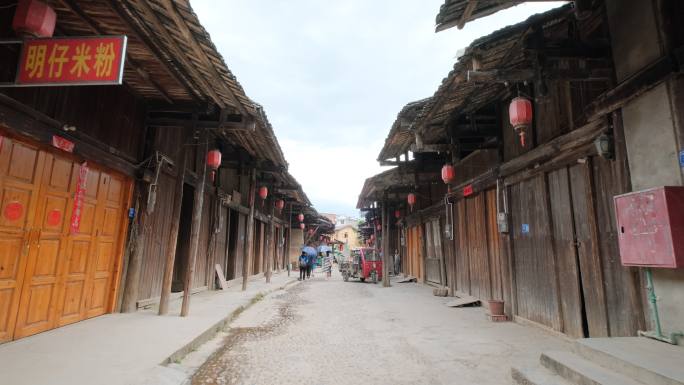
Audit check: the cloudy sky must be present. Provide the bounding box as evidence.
[193,1,563,217]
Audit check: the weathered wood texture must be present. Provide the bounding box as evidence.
[1,86,146,162]
[510,175,562,330]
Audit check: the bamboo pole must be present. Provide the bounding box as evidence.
[241,167,256,291]
[159,140,188,315]
[180,136,208,317]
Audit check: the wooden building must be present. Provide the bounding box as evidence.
[359,1,684,339]
[0,0,325,343]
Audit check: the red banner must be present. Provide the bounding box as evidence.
[16,36,127,86]
[70,162,88,234]
[463,184,474,197]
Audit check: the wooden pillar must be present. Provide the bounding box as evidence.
[265,197,274,283]
[241,167,257,291]
[121,192,146,313]
[180,136,208,317]
[382,198,391,287]
[158,140,188,315]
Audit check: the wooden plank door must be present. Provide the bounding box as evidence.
[424,221,441,284]
[0,138,46,342]
[84,172,127,319]
[569,162,609,337]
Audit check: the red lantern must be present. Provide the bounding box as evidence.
[12,0,57,38]
[509,96,533,147]
[297,213,304,222]
[339,244,344,251]
[206,149,222,182]
[441,164,455,185]
[376,224,381,231]
[407,193,417,211]
[275,199,285,212]
[258,186,268,200]
[394,210,401,219]
[299,223,305,230]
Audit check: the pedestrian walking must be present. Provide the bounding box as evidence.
[307,252,316,278]
[299,252,308,281]
[324,251,333,278]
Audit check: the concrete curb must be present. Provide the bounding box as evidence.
[162,278,300,366]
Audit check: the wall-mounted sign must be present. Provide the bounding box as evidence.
[70,162,88,234]
[51,135,74,152]
[463,184,474,197]
[16,36,127,86]
[521,223,530,234]
[679,150,684,168]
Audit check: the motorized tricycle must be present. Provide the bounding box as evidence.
[341,247,382,283]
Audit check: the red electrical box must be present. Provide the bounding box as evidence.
[614,186,684,268]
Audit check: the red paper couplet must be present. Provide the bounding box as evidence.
[4,201,24,221]
[70,162,88,234]
[47,209,62,226]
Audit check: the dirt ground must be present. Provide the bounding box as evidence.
[185,268,571,385]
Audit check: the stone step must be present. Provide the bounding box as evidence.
[540,351,646,385]
[511,366,575,385]
[574,337,684,385]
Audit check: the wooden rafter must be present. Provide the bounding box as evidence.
[157,0,250,117]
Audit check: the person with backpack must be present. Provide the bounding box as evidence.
[299,251,308,281]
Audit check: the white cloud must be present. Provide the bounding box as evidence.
[192,0,565,215]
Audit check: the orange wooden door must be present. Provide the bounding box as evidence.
[56,164,99,326]
[84,172,127,318]
[0,139,46,342]
[0,135,130,341]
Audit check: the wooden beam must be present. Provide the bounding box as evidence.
[158,135,189,315]
[410,143,452,153]
[467,68,612,83]
[181,133,208,317]
[582,49,681,124]
[457,0,478,30]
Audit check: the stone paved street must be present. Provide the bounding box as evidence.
[185,268,571,385]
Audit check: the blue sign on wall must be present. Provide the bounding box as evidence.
[521,223,530,234]
[679,150,684,167]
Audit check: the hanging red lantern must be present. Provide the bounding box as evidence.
[258,186,268,200]
[509,96,533,147]
[376,224,382,231]
[275,199,285,212]
[12,0,57,38]
[299,223,305,230]
[206,149,222,182]
[297,213,304,222]
[441,164,455,184]
[407,193,417,212]
[394,210,401,219]
[339,244,344,251]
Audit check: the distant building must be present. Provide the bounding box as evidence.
[332,222,361,254]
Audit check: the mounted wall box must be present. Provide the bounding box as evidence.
[614,186,684,268]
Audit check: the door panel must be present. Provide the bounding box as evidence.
[0,138,45,342]
[14,153,73,338]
